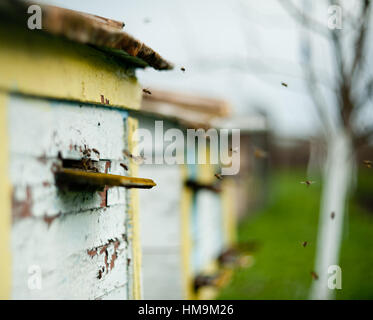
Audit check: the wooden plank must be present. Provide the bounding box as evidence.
[0,24,142,110]
[8,95,135,299]
[11,205,129,299]
[126,117,142,300]
[0,92,11,299]
[180,165,194,300]
[56,168,156,190]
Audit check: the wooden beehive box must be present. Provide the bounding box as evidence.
[136,90,237,299]
[0,1,172,299]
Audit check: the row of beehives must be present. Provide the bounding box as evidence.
[136,91,269,300]
[0,1,269,300]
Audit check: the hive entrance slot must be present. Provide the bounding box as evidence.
[55,157,156,191]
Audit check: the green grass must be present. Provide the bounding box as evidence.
[217,169,373,300]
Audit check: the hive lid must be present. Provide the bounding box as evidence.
[0,0,173,70]
[141,89,232,128]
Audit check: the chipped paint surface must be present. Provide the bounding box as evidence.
[9,94,132,299]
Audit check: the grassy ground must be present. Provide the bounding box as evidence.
[217,168,373,300]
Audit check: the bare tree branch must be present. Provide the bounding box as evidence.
[350,0,372,80]
[278,0,331,39]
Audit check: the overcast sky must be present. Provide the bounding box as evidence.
[36,0,373,139]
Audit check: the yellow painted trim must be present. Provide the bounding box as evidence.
[0,92,11,299]
[127,117,142,300]
[221,179,238,247]
[197,146,215,184]
[0,24,141,110]
[180,165,194,300]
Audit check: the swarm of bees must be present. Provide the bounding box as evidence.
[142,88,152,95]
[81,158,99,172]
[363,160,372,168]
[300,180,316,187]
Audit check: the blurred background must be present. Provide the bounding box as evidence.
[34,0,373,299]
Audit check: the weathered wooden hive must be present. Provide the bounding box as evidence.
[137,89,239,299]
[0,1,172,299]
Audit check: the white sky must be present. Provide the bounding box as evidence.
[36,0,373,139]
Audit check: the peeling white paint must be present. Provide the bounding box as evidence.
[9,95,132,299]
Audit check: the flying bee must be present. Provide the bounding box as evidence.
[281,82,288,87]
[254,147,268,159]
[331,212,335,219]
[92,148,100,157]
[301,180,316,187]
[123,150,146,164]
[142,88,152,95]
[120,163,128,171]
[180,67,186,72]
[310,271,319,280]
[363,160,372,168]
[214,173,223,180]
[302,241,308,248]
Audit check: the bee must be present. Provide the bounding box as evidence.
[331,212,335,219]
[230,147,239,153]
[180,67,186,72]
[92,148,100,157]
[83,146,91,157]
[214,173,223,180]
[123,150,145,164]
[254,147,268,159]
[301,180,316,187]
[120,163,128,171]
[97,269,102,280]
[310,271,319,280]
[143,88,152,95]
[302,241,308,248]
[363,160,372,168]
[281,82,288,87]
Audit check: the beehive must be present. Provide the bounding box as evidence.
[136,90,237,299]
[0,1,172,299]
